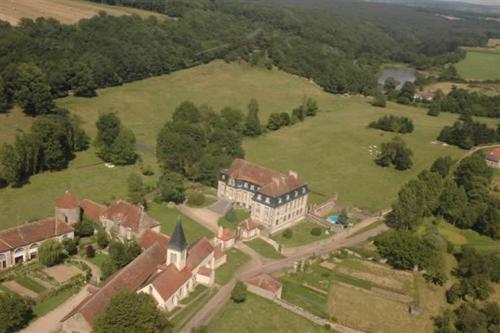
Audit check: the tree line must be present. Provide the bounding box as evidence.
[266,98,318,131]
[369,115,414,134]
[438,118,499,149]
[429,87,500,118]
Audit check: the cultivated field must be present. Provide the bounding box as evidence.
[0,61,496,228]
[0,0,165,26]
[456,49,500,81]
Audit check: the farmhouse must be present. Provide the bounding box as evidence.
[484,147,500,169]
[217,159,309,234]
[413,90,434,102]
[62,219,223,332]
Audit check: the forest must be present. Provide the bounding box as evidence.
[1,0,500,115]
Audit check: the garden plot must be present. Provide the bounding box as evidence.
[43,264,82,283]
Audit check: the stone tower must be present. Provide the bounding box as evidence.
[54,191,81,225]
[166,217,188,270]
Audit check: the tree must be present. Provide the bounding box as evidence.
[127,173,145,204]
[12,63,54,115]
[38,239,63,267]
[231,281,248,303]
[172,101,200,124]
[244,99,263,136]
[0,143,23,186]
[158,171,185,203]
[63,238,78,256]
[292,105,305,122]
[375,137,413,170]
[438,181,470,227]
[310,227,322,236]
[337,209,349,226]
[0,77,9,113]
[187,190,205,206]
[283,228,293,239]
[221,107,244,133]
[279,112,291,126]
[96,228,109,249]
[384,77,399,95]
[267,113,281,131]
[93,291,171,333]
[95,113,121,148]
[70,63,97,97]
[398,82,416,103]
[74,219,95,238]
[86,245,96,258]
[0,293,34,333]
[454,154,492,194]
[372,94,386,107]
[431,156,453,177]
[106,127,136,165]
[304,97,318,116]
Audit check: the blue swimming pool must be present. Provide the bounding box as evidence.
[328,215,338,223]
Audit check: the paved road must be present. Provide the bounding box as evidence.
[20,286,90,333]
[181,218,389,333]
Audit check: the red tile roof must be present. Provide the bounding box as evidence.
[485,148,500,162]
[226,159,305,197]
[214,245,225,260]
[80,199,107,224]
[55,191,80,209]
[0,218,73,252]
[62,243,165,326]
[186,238,214,269]
[103,200,159,232]
[139,230,170,254]
[217,228,235,241]
[246,273,282,294]
[151,264,191,301]
[197,266,212,277]
[240,219,259,231]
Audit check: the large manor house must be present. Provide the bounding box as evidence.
[218,158,309,233]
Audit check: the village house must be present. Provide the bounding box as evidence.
[238,218,260,241]
[62,219,224,333]
[214,226,236,250]
[413,90,434,102]
[217,159,309,234]
[245,273,283,299]
[484,147,500,169]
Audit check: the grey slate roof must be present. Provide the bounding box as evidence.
[169,217,188,252]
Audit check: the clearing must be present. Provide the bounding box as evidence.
[456,49,500,81]
[0,61,495,228]
[0,0,166,26]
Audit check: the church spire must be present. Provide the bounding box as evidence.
[169,217,188,252]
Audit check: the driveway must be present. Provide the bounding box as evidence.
[20,285,90,333]
[177,204,220,233]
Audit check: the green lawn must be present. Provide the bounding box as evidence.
[0,60,488,229]
[218,208,250,230]
[281,277,329,318]
[271,221,330,247]
[208,293,331,333]
[33,285,81,317]
[215,248,250,285]
[437,221,500,253]
[147,202,213,244]
[456,50,500,81]
[14,276,47,294]
[245,238,285,259]
[170,287,215,332]
[347,220,385,239]
[87,252,110,270]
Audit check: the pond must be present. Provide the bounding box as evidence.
[378,66,416,89]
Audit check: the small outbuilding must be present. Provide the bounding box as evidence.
[484,148,500,169]
[245,273,283,299]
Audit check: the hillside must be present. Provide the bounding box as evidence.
[1,61,496,227]
[0,0,166,25]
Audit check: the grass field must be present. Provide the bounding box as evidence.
[0,60,494,229]
[0,0,166,26]
[246,239,285,259]
[456,50,500,81]
[271,221,330,247]
[208,293,331,333]
[33,285,81,317]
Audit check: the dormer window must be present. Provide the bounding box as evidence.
[251,185,255,190]
[244,183,248,188]
[302,188,306,193]
[278,198,282,204]
[257,194,262,201]
[295,191,298,197]
[265,197,270,204]
[286,195,290,200]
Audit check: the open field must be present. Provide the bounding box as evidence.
[208,293,331,333]
[0,61,496,228]
[0,0,166,26]
[456,50,500,81]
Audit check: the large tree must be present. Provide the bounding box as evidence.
[38,239,64,267]
[93,291,171,333]
[243,99,262,136]
[0,293,34,333]
[157,171,186,204]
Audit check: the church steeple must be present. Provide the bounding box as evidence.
[167,217,188,270]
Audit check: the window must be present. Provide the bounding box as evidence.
[265,197,270,204]
[244,182,248,188]
[170,252,177,264]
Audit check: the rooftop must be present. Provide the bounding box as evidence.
[55,191,80,209]
[246,273,282,294]
[485,147,500,162]
[103,200,160,232]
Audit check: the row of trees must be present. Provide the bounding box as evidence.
[375,137,413,170]
[438,119,499,149]
[368,115,414,134]
[429,87,500,118]
[0,109,89,187]
[95,113,137,165]
[266,98,318,131]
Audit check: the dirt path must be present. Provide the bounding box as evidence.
[20,285,90,333]
[181,217,389,332]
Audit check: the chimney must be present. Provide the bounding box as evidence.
[289,170,298,179]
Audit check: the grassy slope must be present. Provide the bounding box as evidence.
[456,50,500,81]
[0,61,496,228]
[208,293,331,333]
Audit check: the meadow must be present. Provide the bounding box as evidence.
[0,60,492,228]
[0,0,166,26]
[456,49,500,81]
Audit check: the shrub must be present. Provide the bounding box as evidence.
[86,245,96,258]
[231,281,248,303]
[310,227,322,236]
[283,228,293,239]
[63,238,78,256]
[74,219,95,238]
[187,190,205,207]
[96,229,109,249]
[224,209,238,223]
[141,164,154,176]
